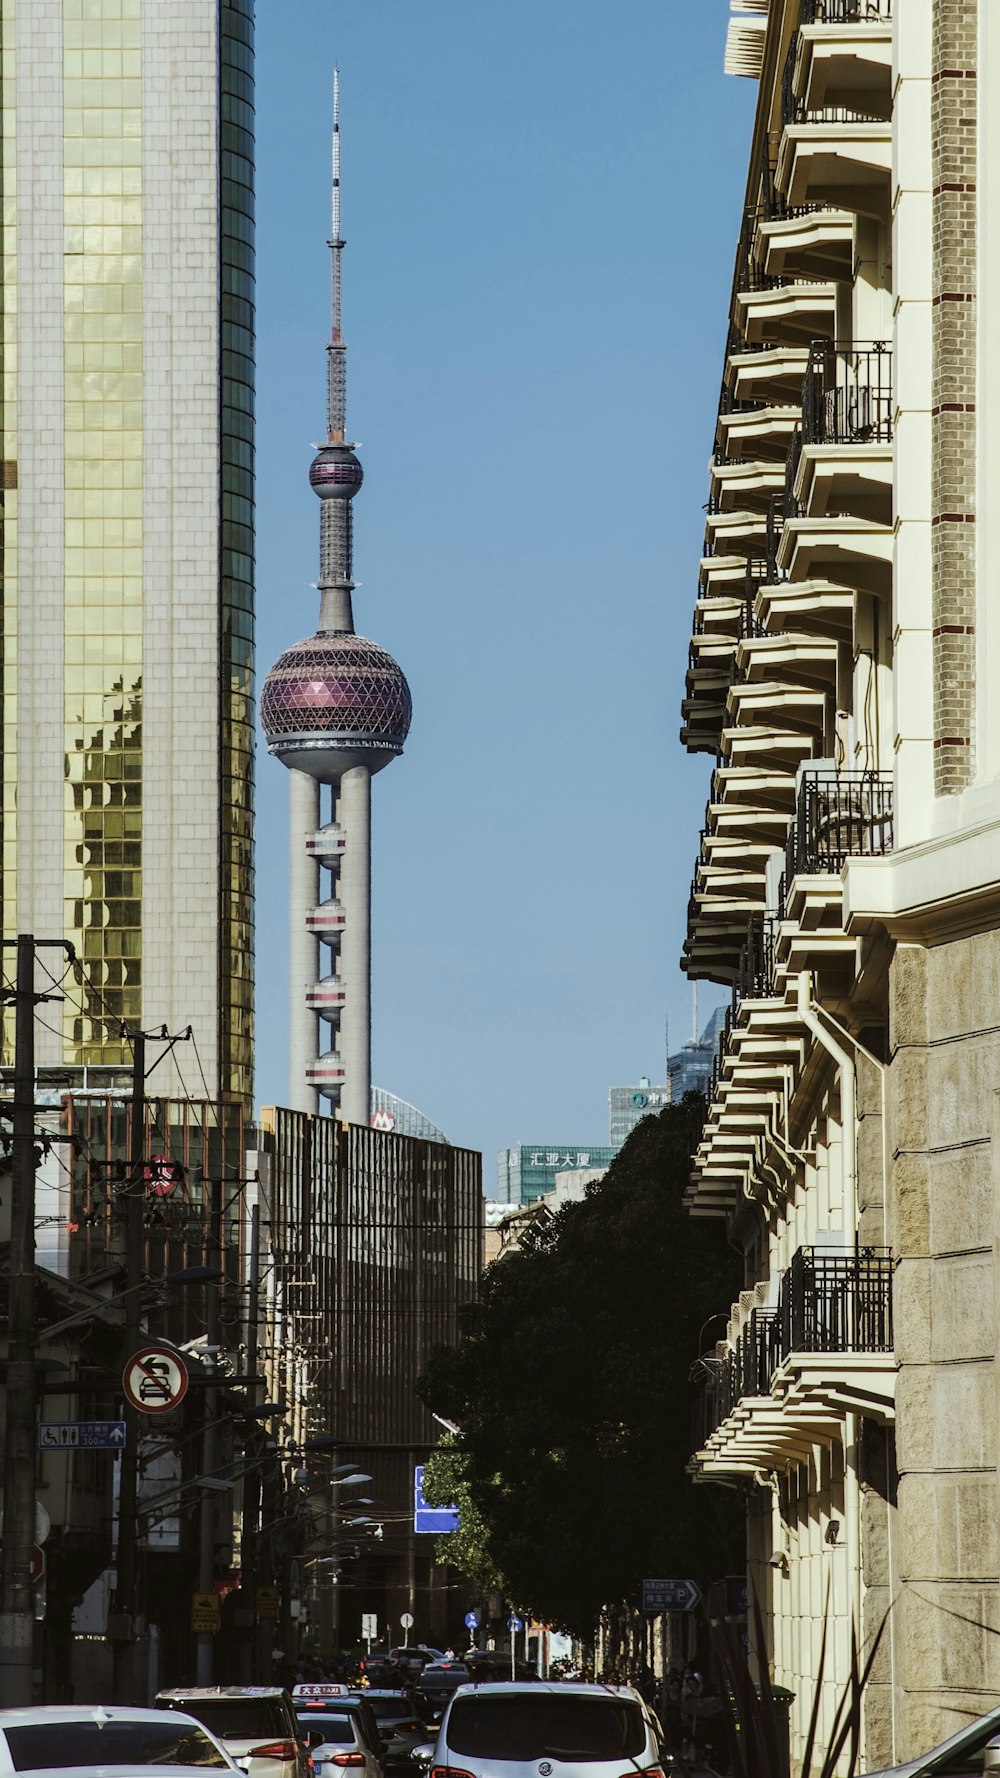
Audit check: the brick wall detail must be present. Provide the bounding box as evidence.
[931,0,978,794]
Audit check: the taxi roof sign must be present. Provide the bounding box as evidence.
[293,1684,351,1699]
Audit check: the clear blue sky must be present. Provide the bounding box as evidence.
[254,2,753,1179]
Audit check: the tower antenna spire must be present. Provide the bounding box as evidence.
[327,67,346,441]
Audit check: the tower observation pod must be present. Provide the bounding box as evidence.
[260,73,411,1120]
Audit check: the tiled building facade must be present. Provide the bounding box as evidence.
[0,0,254,1103]
[683,0,1000,1766]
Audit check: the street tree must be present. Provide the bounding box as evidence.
[418,1099,743,1633]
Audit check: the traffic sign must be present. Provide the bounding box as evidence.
[38,1420,126,1451]
[642,1578,703,1614]
[413,1464,459,1535]
[508,1615,523,1633]
[400,1612,414,1629]
[191,1591,220,1633]
[361,1612,377,1644]
[123,1346,189,1415]
[464,1609,480,1631]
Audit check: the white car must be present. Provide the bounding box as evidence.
[155,1689,310,1778]
[423,1682,665,1778]
[294,1707,383,1778]
[0,1704,235,1774]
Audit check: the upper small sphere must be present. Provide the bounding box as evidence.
[310,444,364,500]
[261,631,412,780]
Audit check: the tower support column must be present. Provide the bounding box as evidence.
[289,769,321,1114]
[338,764,371,1125]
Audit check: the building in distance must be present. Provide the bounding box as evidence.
[496,1144,618,1206]
[608,1078,670,1147]
[666,1007,727,1101]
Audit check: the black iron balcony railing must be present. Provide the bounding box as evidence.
[801,0,892,21]
[759,131,824,224]
[691,1245,894,1451]
[781,35,886,127]
[803,340,893,445]
[779,1246,894,1358]
[735,914,778,1007]
[785,769,893,884]
[736,207,792,296]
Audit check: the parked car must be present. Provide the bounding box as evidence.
[349,1694,427,1774]
[860,1705,1000,1778]
[155,1688,310,1778]
[415,1681,664,1778]
[0,1705,235,1774]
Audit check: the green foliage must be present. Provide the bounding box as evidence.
[421,1437,508,1597]
[418,1099,743,1634]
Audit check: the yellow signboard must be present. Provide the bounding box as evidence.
[256,1586,279,1620]
[191,1591,221,1633]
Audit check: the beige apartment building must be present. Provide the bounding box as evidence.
[682,0,1000,1766]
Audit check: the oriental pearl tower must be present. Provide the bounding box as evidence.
[261,74,412,1119]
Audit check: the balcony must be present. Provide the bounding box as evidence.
[757,133,854,284]
[692,1245,896,1474]
[785,769,893,879]
[735,912,778,1004]
[780,1244,892,1356]
[682,574,766,754]
[796,0,893,119]
[798,339,892,524]
[775,382,892,592]
[779,769,892,990]
[777,31,892,219]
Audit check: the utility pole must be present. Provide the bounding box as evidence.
[111,1028,146,1704]
[0,935,39,1703]
[196,1174,223,1683]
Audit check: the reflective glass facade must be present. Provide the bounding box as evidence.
[1,0,15,1057]
[220,0,255,1104]
[0,3,254,1103]
[63,0,144,1061]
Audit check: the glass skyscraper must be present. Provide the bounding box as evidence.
[0,0,254,1103]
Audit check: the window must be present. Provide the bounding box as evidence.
[445,1696,646,1763]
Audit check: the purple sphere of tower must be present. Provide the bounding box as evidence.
[310,443,363,499]
[261,630,412,779]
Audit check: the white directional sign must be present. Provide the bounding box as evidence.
[38,1421,126,1450]
[123,1347,189,1415]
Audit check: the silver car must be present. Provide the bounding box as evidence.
[424,1682,664,1778]
[861,1706,1000,1778]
